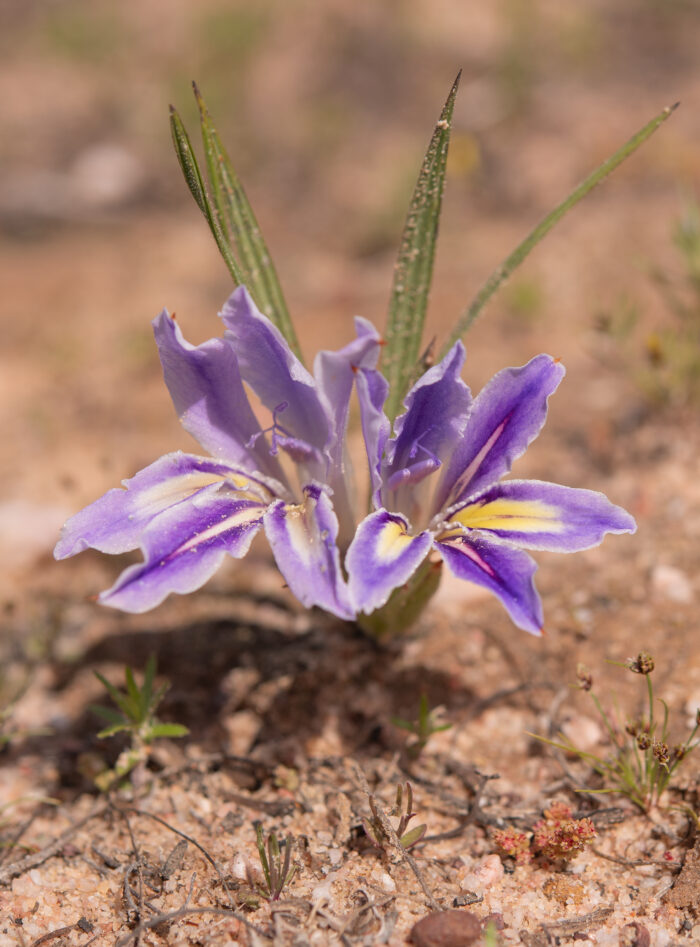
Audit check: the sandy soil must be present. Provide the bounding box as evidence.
[2,2,700,944]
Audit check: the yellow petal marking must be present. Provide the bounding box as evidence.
[450,498,563,534]
[376,519,415,561]
[283,505,315,565]
[177,504,264,554]
[140,471,269,509]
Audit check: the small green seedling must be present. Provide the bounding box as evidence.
[392,694,451,760]
[363,781,427,851]
[482,919,504,947]
[251,823,296,901]
[534,652,700,811]
[91,654,188,790]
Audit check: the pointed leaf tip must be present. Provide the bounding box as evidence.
[191,84,302,360]
[382,74,460,423]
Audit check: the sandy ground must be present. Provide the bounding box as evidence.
[2,1,700,944]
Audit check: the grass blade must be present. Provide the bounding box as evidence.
[124,666,141,717]
[142,655,156,718]
[193,84,302,361]
[440,102,679,355]
[169,105,246,286]
[382,72,461,424]
[93,671,132,719]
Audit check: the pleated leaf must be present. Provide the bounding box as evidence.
[170,88,302,362]
[382,72,461,425]
[194,84,301,361]
[170,105,246,286]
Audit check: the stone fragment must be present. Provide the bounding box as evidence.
[665,836,700,914]
[482,912,506,930]
[410,910,481,946]
[619,922,650,947]
[651,563,693,603]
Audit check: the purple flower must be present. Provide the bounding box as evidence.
[345,342,636,633]
[55,287,380,619]
[55,288,635,633]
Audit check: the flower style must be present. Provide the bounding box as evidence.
[55,287,635,634]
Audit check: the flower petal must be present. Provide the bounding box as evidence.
[54,451,275,559]
[153,310,286,483]
[346,510,432,613]
[221,287,330,456]
[355,366,390,507]
[100,488,265,612]
[263,484,354,620]
[436,532,543,634]
[385,342,471,492]
[313,316,385,536]
[434,354,565,513]
[445,479,637,551]
[313,316,383,452]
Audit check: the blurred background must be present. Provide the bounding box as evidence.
[1,0,700,601]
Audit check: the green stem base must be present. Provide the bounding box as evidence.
[355,557,442,639]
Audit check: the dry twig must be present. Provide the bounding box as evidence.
[0,802,107,885]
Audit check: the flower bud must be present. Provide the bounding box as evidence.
[652,741,669,767]
[576,664,593,691]
[626,652,654,675]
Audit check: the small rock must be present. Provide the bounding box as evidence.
[459,853,504,892]
[482,912,506,930]
[229,852,249,882]
[71,143,145,208]
[651,564,693,604]
[542,875,585,907]
[619,922,650,947]
[561,714,602,751]
[453,892,482,907]
[410,910,482,947]
[666,836,700,914]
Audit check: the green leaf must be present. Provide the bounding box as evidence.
[400,823,427,849]
[256,823,272,891]
[382,72,461,424]
[93,671,133,719]
[390,716,415,732]
[124,666,141,718]
[90,704,126,726]
[193,84,302,362]
[97,723,132,739]
[169,105,246,286]
[142,654,157,717]
[440,102,679,354]
[147,722,189,740]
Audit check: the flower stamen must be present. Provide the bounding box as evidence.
[246,401,293,455]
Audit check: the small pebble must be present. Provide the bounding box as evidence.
[619,922,650,947]
[459,853,504,892]
[651,564,693,603]
[410,910,482,947]
[229,852,250,882]
[310,879,333,904]
[482,912,506,930]
[561,714,602,751]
